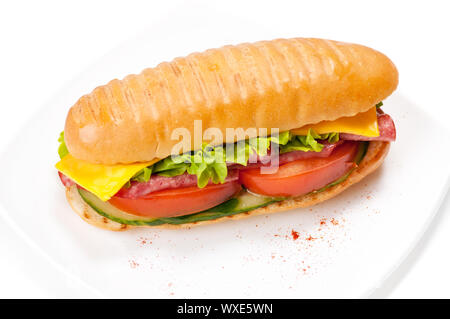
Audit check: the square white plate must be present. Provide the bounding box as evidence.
[0,10,449,298]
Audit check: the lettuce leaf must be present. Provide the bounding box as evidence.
[280,130,339,153]
[58,131,69,159]
[132,167,153,182]
[58,128,339,188]
[130,129,338,187]
[225,131,290,165]
[157,144,229,188]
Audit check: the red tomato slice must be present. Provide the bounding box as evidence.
[239,141,359,197]
[108,181,242,218]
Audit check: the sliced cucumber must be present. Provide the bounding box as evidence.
[78,188,161,225]
[78,188,277,226]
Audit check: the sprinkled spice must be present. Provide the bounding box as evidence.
[291,230,300,240]
[129,259,139,269]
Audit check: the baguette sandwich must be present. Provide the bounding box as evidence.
[55,38,398,231]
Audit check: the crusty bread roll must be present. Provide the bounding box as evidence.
[64,38,398,164]
[65,141,390,231]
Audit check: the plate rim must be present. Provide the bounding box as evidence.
[1,11,450,298]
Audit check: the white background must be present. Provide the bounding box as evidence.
[0,0,449,298]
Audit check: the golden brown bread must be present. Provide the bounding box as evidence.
[64,38,398,164]
[65,141,390,231]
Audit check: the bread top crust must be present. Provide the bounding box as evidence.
[64,38,398,164]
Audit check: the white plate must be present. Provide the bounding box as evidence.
[0,11,449,298]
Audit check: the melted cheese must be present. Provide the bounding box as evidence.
[55,154,157,201]
[291,107,379,137]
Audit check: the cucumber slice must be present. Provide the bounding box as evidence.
[78,188,161,225]
[78,188,277,226]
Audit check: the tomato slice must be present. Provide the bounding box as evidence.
[108,181,242,218]
[239,141,359,197]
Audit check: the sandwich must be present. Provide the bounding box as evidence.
[55,37,398,231]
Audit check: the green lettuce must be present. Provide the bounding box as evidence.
[58,128,340,188]
[58,131,69,159]
[132,167,152,182]
[131,131,292,187]
[131,129,339,187]
[280,130,339,153]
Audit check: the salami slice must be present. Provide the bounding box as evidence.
[340,114,396,142]
[229,141,342,171]
[58,171,75,187]
[115,169,239,199]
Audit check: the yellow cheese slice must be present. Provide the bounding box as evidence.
[291,107,379,137]
[56,154,157,201]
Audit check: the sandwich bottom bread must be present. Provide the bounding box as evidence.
[64,141,390,231]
